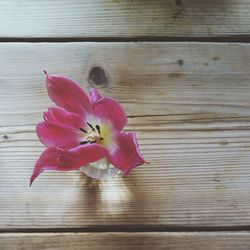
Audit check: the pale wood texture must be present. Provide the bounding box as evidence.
[0,0,250,38]
[1,42,250,229]
[1,232,250,250]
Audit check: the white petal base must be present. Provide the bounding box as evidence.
[79,158,120,179]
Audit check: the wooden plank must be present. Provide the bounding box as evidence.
[1,42,250,123]
[1,232,250,250]
[0,1,250,39]
[1,42,250,229]
[2,115,250,228]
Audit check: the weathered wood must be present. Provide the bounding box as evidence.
[0,1,250,39]
[0,42,250,124]
[1,232,250,250]
[1,42,250,229]
[2,115,250,228]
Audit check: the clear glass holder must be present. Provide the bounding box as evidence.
[79,158,120,179]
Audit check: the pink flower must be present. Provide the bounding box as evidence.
[30,72,145,185]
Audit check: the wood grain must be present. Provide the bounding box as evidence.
[0,42,250,124]
[0,0,250,39]
[1,42,250,229]
[1,232,250,250]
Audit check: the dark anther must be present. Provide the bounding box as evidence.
[80,128,87,133]
[96,125,101,134]
[87,122,95,131]
[90,141,96,144]
[80,141,88,145]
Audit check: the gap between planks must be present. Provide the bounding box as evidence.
[0,36,250,43]
[2,226,250,234]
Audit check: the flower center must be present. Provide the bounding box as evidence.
[80,122,104,145]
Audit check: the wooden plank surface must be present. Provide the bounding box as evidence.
[1,42,250,120]
[0,0,250,39]
[1,232,250,250]
[1,42,250,229]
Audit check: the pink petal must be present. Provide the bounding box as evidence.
[43,106,85,131]
[45,72,92,117]
[30,147,59,186]
[89,88,103,104]
[58,144,107,169]
[93,97,127,131]
[36,122,81,149]
[108,132,145,174]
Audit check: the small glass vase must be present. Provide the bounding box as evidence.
[79,158,120,179]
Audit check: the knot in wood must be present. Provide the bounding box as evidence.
[88,66,109,88]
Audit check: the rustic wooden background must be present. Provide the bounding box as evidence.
[1,1,250,249]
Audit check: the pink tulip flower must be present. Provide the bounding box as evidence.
[30,72,145,185]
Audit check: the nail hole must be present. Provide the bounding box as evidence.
[88,66,109,88]
[3,135,8,140]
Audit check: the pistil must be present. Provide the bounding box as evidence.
[79,122,104,145]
